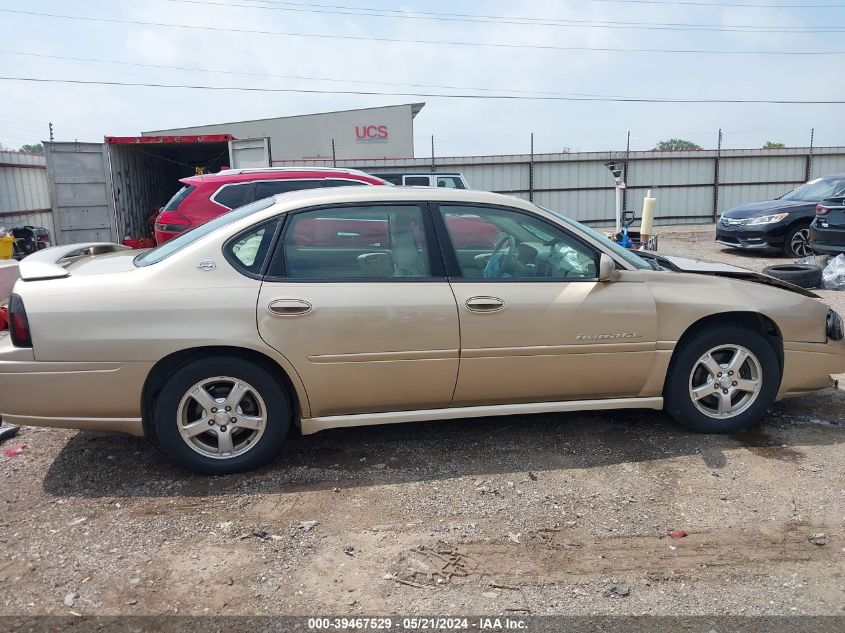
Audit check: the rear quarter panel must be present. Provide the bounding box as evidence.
[16,240,312,416]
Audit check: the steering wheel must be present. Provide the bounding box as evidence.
[484,234,517,278]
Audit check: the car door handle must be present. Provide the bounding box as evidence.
[465,296,505,312]
[268,299,313,316]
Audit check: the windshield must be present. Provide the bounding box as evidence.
[135,197,276,267]
[543,208,652,270]
[781,177,845,202]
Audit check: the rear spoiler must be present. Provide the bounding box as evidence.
[18,242,131,281]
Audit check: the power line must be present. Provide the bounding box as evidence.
[2,75,843,104]
[0,49,634,99]
[159,0,845,33]
[3,8,845,55]
[561,0,845,6]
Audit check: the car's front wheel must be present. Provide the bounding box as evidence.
[153,356,290,474]
[664,325,780,434]
[784,224,812,258]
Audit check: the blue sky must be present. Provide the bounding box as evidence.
[0,0,844,155]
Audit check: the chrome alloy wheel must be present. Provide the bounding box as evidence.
[689,345,763,419]
[176,376,267,459]
[790,228,812,257]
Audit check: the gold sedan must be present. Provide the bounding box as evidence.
[1,187,843,474]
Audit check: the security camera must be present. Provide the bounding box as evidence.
[604,162,623,180]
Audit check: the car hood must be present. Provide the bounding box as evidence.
[722,199,815,218]
[641,253,819,298]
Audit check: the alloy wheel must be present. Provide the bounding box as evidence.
[176,376,267,459]
[688,345,763,419]
[790,228,811,257]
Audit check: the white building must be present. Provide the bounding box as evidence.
[142,103,424,162]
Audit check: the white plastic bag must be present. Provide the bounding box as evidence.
[822,254,845,290]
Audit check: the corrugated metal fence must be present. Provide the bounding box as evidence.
[0,150,55,238]
[278,146,845,226]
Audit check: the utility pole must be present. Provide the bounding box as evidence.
[431,135,435,171]
[712,128,722,222]
[331,138,336,167]
[807,128,815,181]
[622,130,631,211]
[529,132,534,202]
[49,121,54,142]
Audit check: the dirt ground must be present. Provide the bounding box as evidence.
[1,224,843,621]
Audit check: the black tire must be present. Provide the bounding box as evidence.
[762,263,822,289]
[153,356,290,475]
[664,324,780,434]
[783,224,812,258]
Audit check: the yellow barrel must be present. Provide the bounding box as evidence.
[0,235,15,260]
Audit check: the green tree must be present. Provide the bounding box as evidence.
[763,141,785,149]
[655,138,702,151]
[19,143,44,154]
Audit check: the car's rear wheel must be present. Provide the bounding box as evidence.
[664,325,780,434]
[153,356,290,474]
[784,224,812,258]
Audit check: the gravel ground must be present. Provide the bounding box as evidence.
[1,224,843,621]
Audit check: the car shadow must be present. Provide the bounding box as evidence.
[41,389,844,499]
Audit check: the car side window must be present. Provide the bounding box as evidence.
[439,205,598,280]
[404,176,431,186]
[322,179,367,187]
[213,183,254,210]
[254,179,324,199]
[277,205,431,279]
[224,219,279,276]
[437,176,465,189]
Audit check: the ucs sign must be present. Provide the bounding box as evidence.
[355,125,389,142]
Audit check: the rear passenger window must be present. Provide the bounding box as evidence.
[225,219,279,276]
[404,176,430,186]
[254,179,323,199]
[214,183,253,210]
[279,205,430,279]
[323,179,367,187]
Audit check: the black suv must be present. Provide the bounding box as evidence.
[716,173,845,257]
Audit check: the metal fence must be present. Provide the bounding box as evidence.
[277,146,845,227]
[0,150,55,238]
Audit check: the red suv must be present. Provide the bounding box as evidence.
[153,167,387,244]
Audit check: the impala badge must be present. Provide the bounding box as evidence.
[198,260,217,271]
[576,332,641,340]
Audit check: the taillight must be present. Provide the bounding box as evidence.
[154,210,191,233]
[8,293,32,348]
[816,204,831,216]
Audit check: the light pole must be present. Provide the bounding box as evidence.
[604,161,626,235]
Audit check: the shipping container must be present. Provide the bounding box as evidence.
[43,136,271,245]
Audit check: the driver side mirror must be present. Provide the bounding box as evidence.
[598,253,618,282]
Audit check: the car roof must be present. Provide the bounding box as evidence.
[245,186,538,223]
[180,167,385,186]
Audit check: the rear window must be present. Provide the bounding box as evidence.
[162,185,196,211]
[135,197,276,267]
[437,176,466,189]
[253,179,324,199]
[213,183,254,210]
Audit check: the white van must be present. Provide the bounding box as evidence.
[371,172,469,189]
